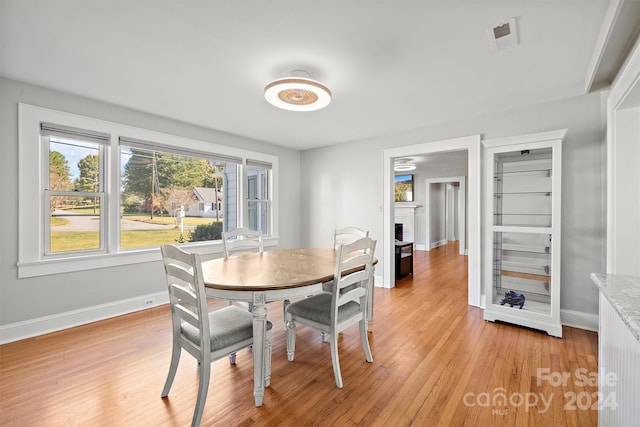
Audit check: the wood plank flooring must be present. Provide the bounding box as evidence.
[0,242,598,426]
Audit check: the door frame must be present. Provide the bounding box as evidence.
[382,134,481,307]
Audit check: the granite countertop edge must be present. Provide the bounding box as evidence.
[591,272,640,343]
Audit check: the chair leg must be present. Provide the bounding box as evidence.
[161,343,181,397]
[285,318,296,362]
[329,333,343,389]
[359,319,373,363]
[192,359,211,427]
[228,352,237,365]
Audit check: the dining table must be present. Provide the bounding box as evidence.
[200,247,375,407]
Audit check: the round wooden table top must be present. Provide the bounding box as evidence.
[201,248,340,291]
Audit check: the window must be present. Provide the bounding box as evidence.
[43,123,108,254]
[119,140,240,250]
[18,104,278,277]
[246,160,271,235]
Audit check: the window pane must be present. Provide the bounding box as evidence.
[246,162,270,235]
[50,137,101,192]
[248,201,269,235]
[120,145,232,248]
[247,163,269,200]
[49,195,101,253]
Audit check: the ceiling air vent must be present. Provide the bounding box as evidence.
[488,18,518,51]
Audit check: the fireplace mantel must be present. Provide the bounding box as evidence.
[395,204,421,243]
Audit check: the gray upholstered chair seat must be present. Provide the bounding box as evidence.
[286,292,361,325]
[182,305,273,352]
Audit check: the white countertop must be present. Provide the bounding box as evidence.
[591,272,640,343]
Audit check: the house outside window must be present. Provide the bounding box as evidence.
[18,104,278,278]
[247,160,271,235]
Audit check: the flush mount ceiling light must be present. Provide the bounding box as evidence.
[264,70,331,112]
[394,158,416,172]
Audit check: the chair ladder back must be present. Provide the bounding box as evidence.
[222,227,264,258]
[161,245,211,359]
[333,238,376,306]
[334,227,369,248]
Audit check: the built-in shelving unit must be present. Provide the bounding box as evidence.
[483,129,565,337]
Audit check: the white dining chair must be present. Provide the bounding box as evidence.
[221,227,264,258]
[221,227,264,308]
[222,227,294,330]
[320,227,372,341]
[160,244,272,427]
[285,237,377,388]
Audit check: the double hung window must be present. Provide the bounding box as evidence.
[247,160,271,235]
[18,104,278,277]
[43,123,108,254]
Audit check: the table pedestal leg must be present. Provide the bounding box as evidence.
[252,291,268,407]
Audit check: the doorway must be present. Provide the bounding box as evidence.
[382,135,482,307]
[425,176,466,255]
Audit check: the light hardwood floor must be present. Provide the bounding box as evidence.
[0,242,598,426]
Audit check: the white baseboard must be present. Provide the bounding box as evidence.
[561,308,599,332]
[415,244,427,251]
[430,240,448,250]
[0,291,169,345]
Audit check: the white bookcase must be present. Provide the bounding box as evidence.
[483,129,566,337]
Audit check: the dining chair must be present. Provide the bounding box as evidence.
[221,227,264,309]
[285,237,377,388]
[160,244,272,427]
[222,228,290,329]
[221,227,264,258]
[320,227,372,341]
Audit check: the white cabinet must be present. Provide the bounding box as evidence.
[483,130,566,337]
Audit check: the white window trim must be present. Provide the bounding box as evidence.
[18,103,279,278]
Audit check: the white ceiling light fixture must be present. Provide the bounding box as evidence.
[264,70,331,112]
[394,158,417,172]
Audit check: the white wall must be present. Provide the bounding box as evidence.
[0,77,302,330]
[301,90,605,320]
[609,106,640,275]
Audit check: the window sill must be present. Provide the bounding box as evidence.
[18,237,279,278]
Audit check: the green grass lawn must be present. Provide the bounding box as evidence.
[49,215,221,252]
[50,217,69,226]
[120,229,187,249]
[50,232,101,252]
[51,229,188,252]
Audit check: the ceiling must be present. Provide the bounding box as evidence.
[2,1,639,151]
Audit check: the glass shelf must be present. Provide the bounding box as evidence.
[495,169,552,178]
[494,214,552,227]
